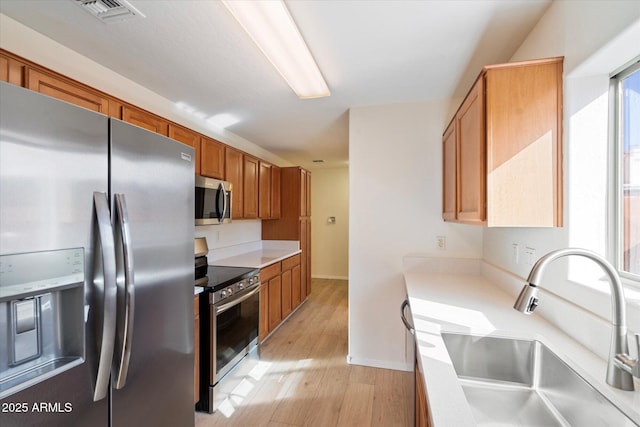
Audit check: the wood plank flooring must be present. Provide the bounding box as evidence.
[195,278,414,427]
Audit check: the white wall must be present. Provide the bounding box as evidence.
[348,101,483,370]
[311,167,349,279]
[482,1,640,360]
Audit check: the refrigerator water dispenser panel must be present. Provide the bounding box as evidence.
[0,249,85,399]
[11,298,41,365]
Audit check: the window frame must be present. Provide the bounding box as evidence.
[611,58,640,284]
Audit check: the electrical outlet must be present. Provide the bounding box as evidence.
[436,236,446,250]
[512,244,519,264]
[524,247,536,266]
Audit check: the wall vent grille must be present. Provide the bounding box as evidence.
[73,0,145,23]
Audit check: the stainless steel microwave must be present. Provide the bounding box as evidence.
[195,176,232,225]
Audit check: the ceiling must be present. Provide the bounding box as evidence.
[0,0,551,169]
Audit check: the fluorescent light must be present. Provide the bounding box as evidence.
[221,0,330,99]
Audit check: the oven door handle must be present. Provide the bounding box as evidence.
[215,285,260,314]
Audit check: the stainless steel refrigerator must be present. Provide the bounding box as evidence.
[0,82,195,427]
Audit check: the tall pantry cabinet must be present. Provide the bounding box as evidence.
[262,167,312,298]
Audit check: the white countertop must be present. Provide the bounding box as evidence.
[404,259,640,427]
[210,248,301,269]
[194,286,204,295]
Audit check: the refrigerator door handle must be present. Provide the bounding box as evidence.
[93,192,117,401]
[217,181,227,223]
[113,193,135,389]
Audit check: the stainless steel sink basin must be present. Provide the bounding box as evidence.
[441,333,638,426]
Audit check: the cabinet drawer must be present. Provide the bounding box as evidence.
[282,254,301,271]
[194,294,199,316]
[261,261,281,282]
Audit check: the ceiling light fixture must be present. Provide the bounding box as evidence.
[221,0,330,99]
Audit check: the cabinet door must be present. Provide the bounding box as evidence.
[201,137,225,179]
[271,166,281,219]
[281,269,292,319]
[243,155,259,219]
[259,161,272,218]
[259,283,269,342]
[291,264,301,309]
[305,218,312,295]
[300,220,308,301]
[122,105,168,135]
[300,169,308,217]
[306,171,311,217]
[26,68,109,114]
[415,359,432,427]
[442,120,457,221]
[225,147,244,219]
[456,77,485,223]
[268,275,282,332]
[169,124,201,176]
[0,53,25,86]
[485,61,563,227]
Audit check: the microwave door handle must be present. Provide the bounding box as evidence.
[218,182,227,224]
[92,192,117,401]
[113,193,135,390]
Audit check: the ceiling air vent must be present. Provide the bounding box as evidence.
[73,0,145,24]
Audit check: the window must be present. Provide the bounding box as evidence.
[613,60,640,279]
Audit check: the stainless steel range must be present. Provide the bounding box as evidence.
[194,241,260,413]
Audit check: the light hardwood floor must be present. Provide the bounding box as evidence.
[195,278,414,427]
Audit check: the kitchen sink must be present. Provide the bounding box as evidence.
[441,333,638,426]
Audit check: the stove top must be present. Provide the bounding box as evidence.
[203,266,259,291]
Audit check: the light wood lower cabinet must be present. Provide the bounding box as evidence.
[194,295,200,404]
[415,359,433,427]
[259,254,302,343]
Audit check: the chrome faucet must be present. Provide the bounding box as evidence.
[513,248,639,391]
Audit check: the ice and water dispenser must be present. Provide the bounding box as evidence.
[0,248,85,398]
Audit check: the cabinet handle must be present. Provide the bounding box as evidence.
[401,299,415,335]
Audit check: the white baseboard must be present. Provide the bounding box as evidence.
[346,355,413,372]
[312,274,349,280]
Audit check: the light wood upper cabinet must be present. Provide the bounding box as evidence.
[243,155,259,219]
[457,77,486,224]
[0,52,25,87]
[443,56,563,227]
[225,146,244,219]
[169,124,201,175]
[259,161,272,219]
[442,121,457,221]
[26,68,110,114]
[271,166,281,219]
[200,136,225,179]
[122,105,168,136]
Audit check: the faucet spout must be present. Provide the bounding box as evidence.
[513,248,636,391]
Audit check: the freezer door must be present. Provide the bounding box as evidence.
[0,82,110,426]
[109,119,195,427]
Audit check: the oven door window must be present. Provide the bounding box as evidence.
[215,290,259,375]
